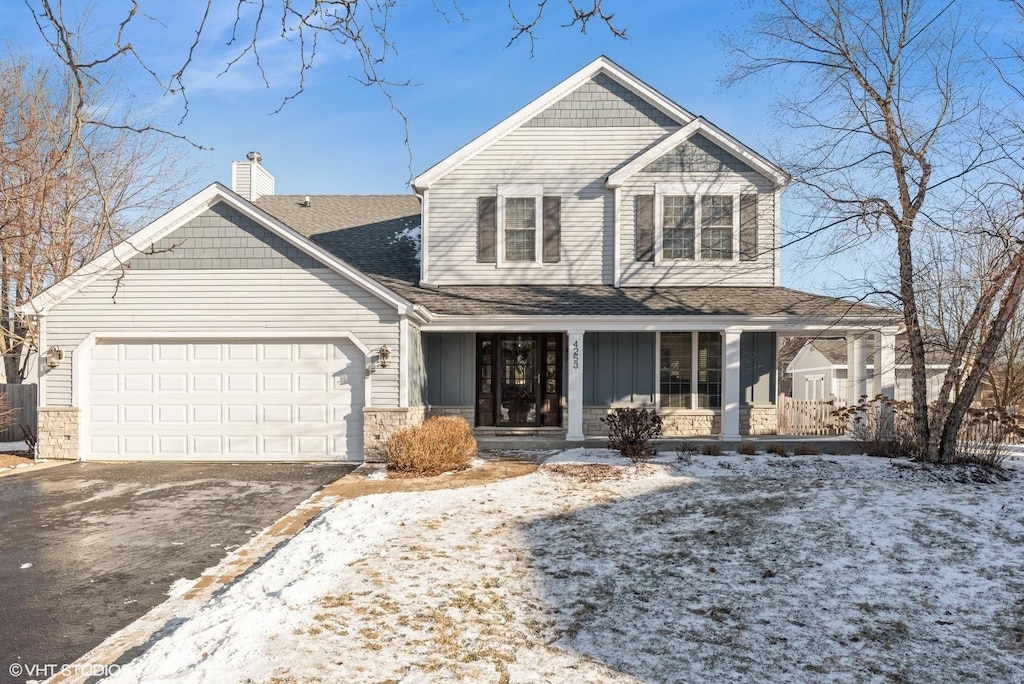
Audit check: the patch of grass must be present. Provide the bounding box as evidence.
[735,442,758,455]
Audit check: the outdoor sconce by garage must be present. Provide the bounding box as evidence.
[45,346,64,369]
[377,345,391,369]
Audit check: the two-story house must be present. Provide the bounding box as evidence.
[24,57,900,462]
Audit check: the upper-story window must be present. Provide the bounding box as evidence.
[504,197,537,262]
[636,183,759,264]
[478,186,561,266]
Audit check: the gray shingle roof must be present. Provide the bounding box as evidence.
[255,194,898,320]
[808,337,950,366]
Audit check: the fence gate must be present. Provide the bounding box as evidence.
[0,383,38,442]
[778,394,841,436]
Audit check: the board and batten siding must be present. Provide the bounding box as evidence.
[426,127,675,286]
[42,269,401,407]
[583,332,655,405]
[423,332,475,406]
[618,173,779,287]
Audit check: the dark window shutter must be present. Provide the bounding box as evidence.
[740,194,758,261]
[477,196,496,263]
[543,196,561,263]
[635,195,655,262]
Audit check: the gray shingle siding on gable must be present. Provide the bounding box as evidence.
[524,73,677,128]
[641,132,755,174]
[129,202,325,270]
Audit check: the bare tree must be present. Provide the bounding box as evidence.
[727,0,1024,463]
[0,55,190,382]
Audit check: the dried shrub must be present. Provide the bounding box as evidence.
[792,443,819,456]
[765,442,789,456]
[735,442,758,455]
[384,416,477,478]
[701,442,722,456]
[676,441,699,454]
[954,407,1024,468]
[603,407,663,461]
[834,396,915,459]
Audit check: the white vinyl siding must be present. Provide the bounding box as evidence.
[427,127,675,285]
[620,174,778,287]
[43,269,401,408]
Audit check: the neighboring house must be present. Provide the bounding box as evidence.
[786,337,948,405]
[22,57,902,462]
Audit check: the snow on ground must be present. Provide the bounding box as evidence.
[103,451,1024,683]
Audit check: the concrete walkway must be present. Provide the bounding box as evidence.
[51,460,538,684]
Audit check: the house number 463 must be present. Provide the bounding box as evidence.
[571,340,580,370]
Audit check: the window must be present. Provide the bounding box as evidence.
[662,196,695,259]
[659,332,723,409]
[504,197,536,262]
[475,184,559,266]
[650,183,757,263]
[701,195,733,259]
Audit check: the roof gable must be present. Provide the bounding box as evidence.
[641,132,755,175]
[24,184,415,316]
[607,118,789,188]
[129,201,327,271]
[412,56,695,190]
[523,72,677,128]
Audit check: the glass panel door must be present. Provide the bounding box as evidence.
[498,335,540,426]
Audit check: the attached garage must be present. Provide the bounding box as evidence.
[83,339,365,461]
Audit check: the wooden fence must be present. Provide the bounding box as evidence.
[778,395,842,436]
[0,383,38,442]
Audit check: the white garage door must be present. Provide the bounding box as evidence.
[86,340,364,461]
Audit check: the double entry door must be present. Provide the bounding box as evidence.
[476,333,562,427]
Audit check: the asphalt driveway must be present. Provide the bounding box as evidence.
[0,461,354,683]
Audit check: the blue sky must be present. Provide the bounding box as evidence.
[4,1,1002,294]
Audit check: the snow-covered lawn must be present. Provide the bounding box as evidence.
[103,451,1024,683]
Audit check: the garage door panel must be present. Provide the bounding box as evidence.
[262,374,292,392]
[192,435,223,456]
[123,374,153,392]
[87,339,364,461]
[192,405,223,423]
[158,405,188,424]
[226,374,257,392]
[159,435,188,456]
[192,344,223,361]
[227,405,258,423]
[124,435,154,456]
[123,405,153,423]
[192,374,222,392]
[158,374,188,392]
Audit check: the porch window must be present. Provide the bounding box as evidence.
[660,332,723,409]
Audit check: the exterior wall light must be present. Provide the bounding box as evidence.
[45,346,64,369]
[378,345,391,369]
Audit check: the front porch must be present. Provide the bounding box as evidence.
[419,324,900,441]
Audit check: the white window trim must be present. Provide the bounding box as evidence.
[654,182,752,265]
[496,184,544,268]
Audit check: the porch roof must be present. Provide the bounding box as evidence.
[255,194,897,322]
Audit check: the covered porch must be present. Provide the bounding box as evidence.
[419,321,901,441]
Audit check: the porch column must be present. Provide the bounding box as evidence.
[721,329,742,440]
[846,333,869,405]
[567,329,585,441]
[877,330,897,399]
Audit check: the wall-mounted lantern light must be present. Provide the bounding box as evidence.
[45,346,64,369]
[377,345,391,369]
